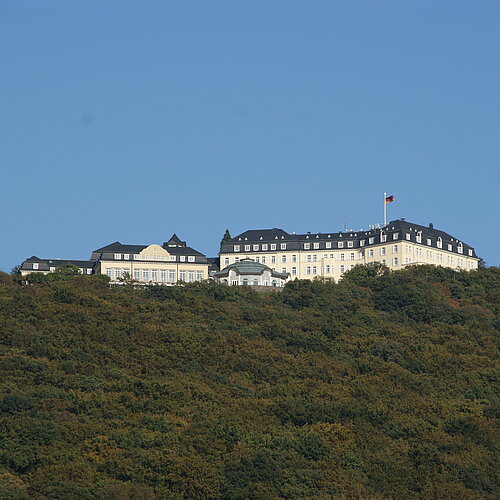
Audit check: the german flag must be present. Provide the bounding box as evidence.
[385,195,395,204]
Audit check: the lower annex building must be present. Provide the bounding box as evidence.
[20,234,210,284]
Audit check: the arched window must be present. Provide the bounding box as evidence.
[457,242,463,254]
[437,237,442,249]
[242,278,249,286]
[272,279,277,287]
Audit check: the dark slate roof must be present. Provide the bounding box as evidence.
[233,228,291,242]
[92,239,206,258]
[214,258,289,279]
[164,233,186,247]
[221,220,478,258]
[21,257,96,271]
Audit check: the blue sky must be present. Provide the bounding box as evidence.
[1,0,498,271]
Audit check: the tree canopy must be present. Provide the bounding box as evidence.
[0,265,498,499]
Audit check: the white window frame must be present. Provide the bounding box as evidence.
[114,254,121,260]
[280,243,287,250]
[270,244,276,250]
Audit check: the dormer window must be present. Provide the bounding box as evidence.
[124,254,130,260]
[416,232,422,243]
[380,232,387,243]
[447,244,452,251]
[170,256,176,261]
[262,244,268,251]
[313,243,319,249]
[360,240,365,247]
[253,245,259,251]
[437,237,443,249]
[134,254,140,260]
[32,263,39,270]
[427,239,432,246]
[458,243,463,254]
[393,233,399,240]
[338,241,344,248]
[114,254,121,260]
[347,241,353,248]
[369,237,374,244]
[406,233,411,240]
[245,245,250,251]
[234,245,240,252]
[180,256,186,262]
[468,249,473,256]
[304,243,310,249]
[270,244,276,250]
[188,256,195,262]
[326,242,332,249]
[280,243,286,250]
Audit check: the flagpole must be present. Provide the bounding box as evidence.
[383,192,387,226]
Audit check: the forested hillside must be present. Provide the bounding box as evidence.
[0,265,498,499]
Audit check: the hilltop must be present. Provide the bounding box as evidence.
[0,265,498,499]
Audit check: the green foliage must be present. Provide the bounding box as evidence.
[0,267,498,499]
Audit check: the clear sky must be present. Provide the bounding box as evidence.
[1,0,498,271]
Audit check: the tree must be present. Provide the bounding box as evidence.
[220,229,232,246]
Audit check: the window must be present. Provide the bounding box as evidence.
[350,253,355,260]
[281,255,287,263]
[115,269,122,279]
[312,255,317,262]
[447,244,452,251]
[87,269,92,275]
[437,238,443,249]
[338,241,344,248]
[392,245,398,253]
[313,243,319,249]
[369,237,374,244]
[380,233,387,243]
[170,256,176,261]
[306,266,311,275]
[368,249,374,258]
[360,240,365,247]
[427,238,432,246]
[253,279,259,286]
[270,244,276,250]
[142,270,149,281]
[242,278,249,286]
[234,245,240,252]
[114,254,121,260]
[291,267,297,275]
[245,245,250,251]
[253,245,259,251]
[134,270,140,280]
[161,271,167,281]
[255,257,259,263]
[416,232,422,243]
[281,243,286,250]
[312,266,317,274]
[405,233,411,240]
[188,272,195,282]
[325,265,330,273]
[262,244,268,251]
[261,257,266,264]
[124,254,130,260]
[169,270,176,282]
[304,243,310,249]
[188,256,195,262]
[33,263,39,270]
[180,256,186,262]
[292,255,297,263]
[381,247,386,256]
[393,258,399,266]
[326,242,332,249]
[381,259,386,265]
[307,255,312,262]
[347,241,353,248]
[152,270,158,281]
[281,267,287,273]
[340,265,345,273]
[458,243,463,254]
[393,233,399,240]
[106,268,112,277]
[468,249,473,256]
[179,271,186,281]
[271,256,276,264]
[197,272,204,281]
[134,254,140,260]
[340,253,345,261]
[224,258,229,265]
